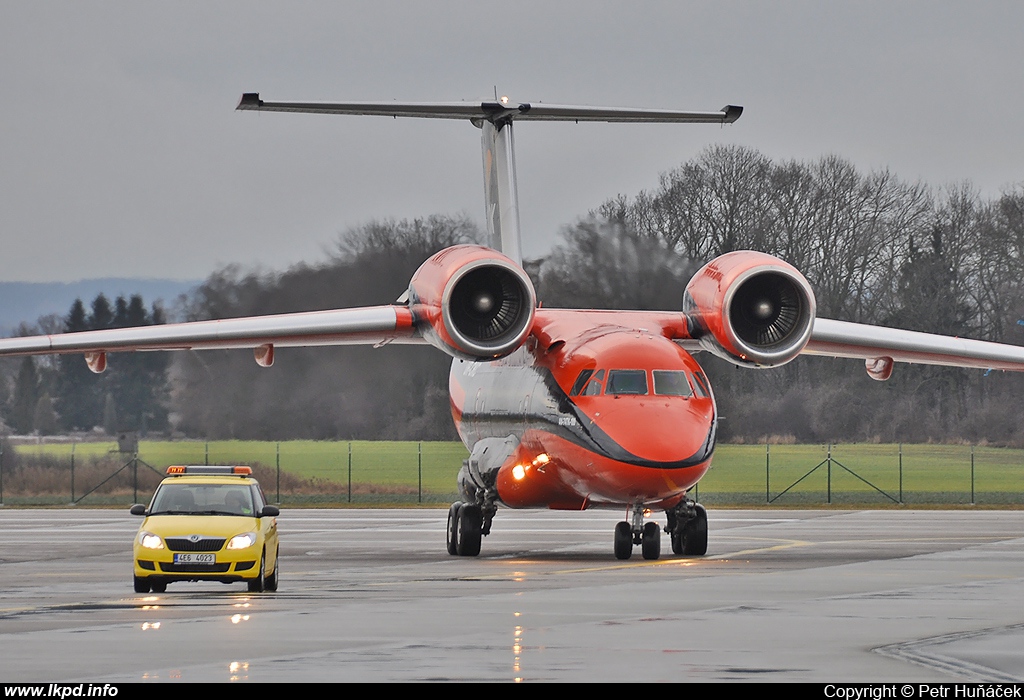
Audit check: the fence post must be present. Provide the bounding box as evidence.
[71,443,76,504]
[205,441,209,466]
[347,441,352,504]
[418,442,423,504]
[827,443,832,505]
[898,443,903,504]
[765,442,770,504]
[276,441,281,504]
[971,444,975,505]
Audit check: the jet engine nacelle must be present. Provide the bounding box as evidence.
[407,245,537,360]
[683,251,816,368]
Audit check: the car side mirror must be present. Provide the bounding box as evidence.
[259,505,280,518]
[129,504,147,516]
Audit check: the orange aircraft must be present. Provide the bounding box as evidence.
[4,94,1024,560]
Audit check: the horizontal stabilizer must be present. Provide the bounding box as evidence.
[237,93,742,125]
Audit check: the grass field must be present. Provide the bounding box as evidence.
[7,440,1024,506]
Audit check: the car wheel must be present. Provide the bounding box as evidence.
[150,580,167,593]
[133,576,150,593]
[247,550,266,593]
[264,547,279,592]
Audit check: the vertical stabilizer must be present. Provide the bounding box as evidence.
[481,120,522,264]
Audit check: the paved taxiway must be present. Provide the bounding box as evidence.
[0,507,1023,682]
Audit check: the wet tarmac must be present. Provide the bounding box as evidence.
[1,507,1022,682]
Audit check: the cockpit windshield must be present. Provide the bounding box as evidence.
[652,370,694,397]
[605,370,648,395]
[571,367,706,398]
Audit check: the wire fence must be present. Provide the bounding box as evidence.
[1,439,1022,507]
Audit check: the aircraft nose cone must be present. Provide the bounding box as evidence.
[596,400,714,464]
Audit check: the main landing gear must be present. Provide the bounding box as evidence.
[666,498,708,556]
[447,500,496,556]
[613,499,708,560]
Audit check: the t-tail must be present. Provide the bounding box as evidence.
[236,93,742,265]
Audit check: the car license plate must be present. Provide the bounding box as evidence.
[174,553,216,565]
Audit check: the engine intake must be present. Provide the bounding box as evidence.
[684,251,816,368]
[408,245,536,359]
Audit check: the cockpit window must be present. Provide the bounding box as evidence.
[605,370,648,395]
[653,370,694,397]
[690,370,711,398]
[570,369,594,396]
[581,369,605,396]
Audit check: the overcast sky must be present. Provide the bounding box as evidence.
[2,1,1022,283]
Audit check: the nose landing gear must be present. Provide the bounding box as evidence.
[613,503,662,560]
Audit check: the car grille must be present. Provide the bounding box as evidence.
[165,537,226,552]
[159,562,231,573]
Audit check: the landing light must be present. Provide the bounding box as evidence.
[511,464,526,481]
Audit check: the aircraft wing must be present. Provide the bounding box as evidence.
[0,306,423,368]
[804,318,1024,372]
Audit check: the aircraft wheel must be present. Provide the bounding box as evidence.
[456,504,482,557]
[671,530,684,555]
[641,521,661,560]
[150,580,167,593]
[133,576,150,593]
[681,504,708,556]
[247,550,266,592]
[613,521,632,560]
[264,547,279,592]
[446,502,463,555]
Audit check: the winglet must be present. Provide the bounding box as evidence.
[237,93,263,111]
[721,105,743,123]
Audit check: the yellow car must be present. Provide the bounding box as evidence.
[130,466,280,593]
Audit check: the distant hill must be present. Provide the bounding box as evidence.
[0,279,200,336]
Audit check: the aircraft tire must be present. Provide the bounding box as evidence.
[133,576,150,593]
[446,502,463,555]
[613,521,632,560]
[456,504,483,557]
[641,521,661,560]
[681,504,708,556]
[670,530,684,555]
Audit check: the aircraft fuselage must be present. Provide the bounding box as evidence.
[450,315,717,511]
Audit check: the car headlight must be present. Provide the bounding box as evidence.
[138,531,164,549]
[227,532,257,550]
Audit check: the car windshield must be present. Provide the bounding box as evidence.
[150,483,255,516]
